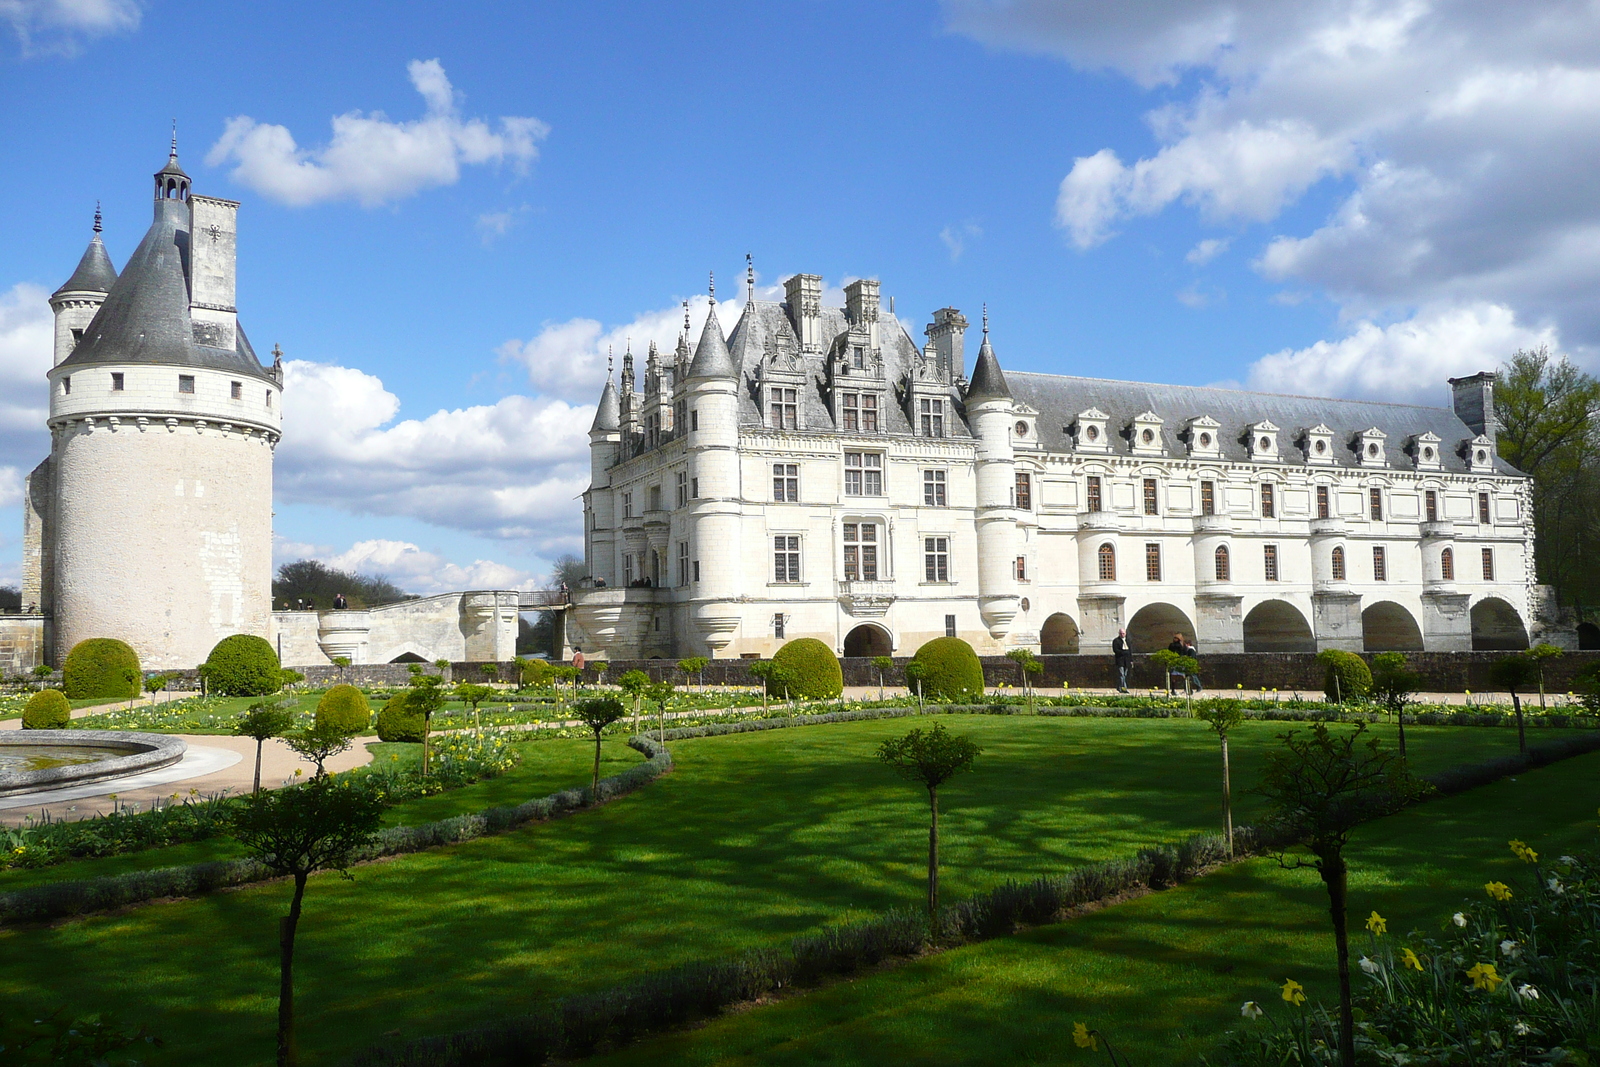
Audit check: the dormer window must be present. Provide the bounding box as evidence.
[1131,411,1164,456]
[1187,416,1222,458]
[768,387,798,430]
[1248,420,1280,462]
[1076,408,1111,453]
[1305,424,1335,465]
[1412,431,1443,471]
[1465,434,1496,473]
[1357,427,1388,468]
[851,345,865,370]
[919,397,945,438]
[840,392,878,433]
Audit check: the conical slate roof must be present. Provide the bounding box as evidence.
[687,302,736,379]
[590,378,621,432]
[966,334,1011,401]
[54,234,118,297]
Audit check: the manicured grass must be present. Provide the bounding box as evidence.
[0,717,1565,1066]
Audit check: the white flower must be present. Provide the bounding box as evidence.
[1359,956,1380,974]
[1515,1021,1532,1036]
[1559,856,1577,866]
[1548,876,1566,895]
[1518,984,1540,1000]
[1452,912,1468,927]
[1241,1001,1264,1019]
[1501,939,1521,958]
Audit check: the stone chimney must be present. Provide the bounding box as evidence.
[925,307,968,381]
[188,194,240,351]
[1448,371,1500,440]
[784,273,823,352]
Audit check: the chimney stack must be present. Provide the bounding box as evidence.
[784,274,823,352]
[1448,371,1499,441]
[925,307,968,381]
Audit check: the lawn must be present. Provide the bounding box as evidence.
[0,716,1569,1066]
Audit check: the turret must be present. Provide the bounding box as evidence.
[586,373,622,585]
[684,278,742,655]
[50,206,118,366]
[964,309,1020,641]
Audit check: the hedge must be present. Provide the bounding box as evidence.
[317,685,372,733]
[1318,648,1372,703]
[911,637,985,703]
[21,689,71,729]
[375,693,426,743]
[771,638,843,700]
[202,634,282,697]
[62,638,141,699]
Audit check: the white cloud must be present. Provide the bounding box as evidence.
[207,60,549,208]
[0,465,21,509]
[324,539,540,594]
[475,205,528,245]
[1246,303,1558,402]
[940,222,983,262]
[1186,237,1230,265]
[1176,283,1223,309]
[0,282,51,475]
[2,0,139,55]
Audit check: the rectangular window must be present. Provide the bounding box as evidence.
[1482,548,1495,581]
[1374,546,1388,582]
[61,376,71,395]
[841,392,860,432]
[919,397,945,437]
[1441,548,1455,581]
[676,471,689,508]
[945,614,957,638]
[230,380,242,400]
[690,410,698,431]
[773,536,801,583]
[693,560,700,582]
[1087,476,1103,513]
[1264,544,1279,581]
[678,541,690,586]
[1145,542,1162,582]
[769,387,798,430]
[1479,492,1492,525]
[1098,543,1116,581]
[266,391,273,408]
[852,345,865,369]
[691,478,699,499]
[844,452,883,496]
[110,372,124,391]
[624,555,635,585]
[1201,481,1215,516]
[649,485,662,512]
[1422,490,1437,522]
[1015,555,1028,581]
[922,469,947,507]
[1317,485,1330,519]
[178,374,194,394]
[622,492,633,519]
[861,394,878,432]
[70,327,83,346]
[1261,483,1275,518]
[1015,472,1032,510]
[774,613,786,640]
[773,463,798,503]
[924,537,950,583]
[1143,478,1158,516]
[675,399,687,430]
[1370,488,1383,520]
[842,522,879,581]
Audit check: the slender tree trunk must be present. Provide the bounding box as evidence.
[1320,854,1356,1067]
[927,785,940,937]
[1395,703,1408,759]
[591,731,602,804]
[1539,672,1547,709]
[1513,690,1527,753]
[422,712,432,776]
[278,872,307,1067]
[1219,732,1233,856]
[254,738,265,795]
[878,672,885,702]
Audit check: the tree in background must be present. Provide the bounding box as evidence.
[573,697,627,804]
[236,700,297,794]
[1368,652,1423,758]
[30,664,52,690]
[1005,649,1044,713]
[144,672,172,704]
[648,679,676,744]
[1488,653,1540,754]
[286,719,358,778]
[272,559,414,611]
[589,659,610,687]
[870,655,894,701]
[618,670,650,731]
[523,554,587,656]
[877,723,981,936]
[230,777,384,1067]
[678,656,708,691]
[0,585,20,612]
[407,675,447,775]
[454,683,494,734]
[1527,642,1563,708]
[904,659,927,710]
[1194,698,1245,855]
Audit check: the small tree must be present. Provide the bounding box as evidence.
[1194,699,1245,854]
[123,667,141,709]
[407,675,447,775]
[870,655,894,701]
[145,672,171,704]
[454,683,494,735]
[1150,648,1181,695]
[230,778,384,1067]
[1527,643,1563,709]
[433,658,451,684]
[1255,723,1427,1067]
[236,700,297,794]
[904,659,927,711]
[618,669,651,730]
[479,662,499,684]
[573,696,627,804]
[286,719,358,778]
[1368,652,1423,758]
[30,663,52,691]
[1005,649,1043,713]
[590,659,609,688]
[332,656,351,683]
[648,679,675,744]
[1488,653,1539,754]
[877,723,981,935]
[678,656,708,692]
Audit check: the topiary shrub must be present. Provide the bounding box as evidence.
[62,638,142,699]
[1317,649,1372,703]
[374,692,426,743]
[201,634,282,697]
[771,638,844,700]
[315,684,371,733]
[521,658,552,688]
[911,637,985,703]
[21,689,70,729]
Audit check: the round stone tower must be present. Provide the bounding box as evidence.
[44,143,283,670]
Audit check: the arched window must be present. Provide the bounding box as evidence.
[1331,546,1346,581]
[1097,542,1116,582]
[1214,545,1230,581]
[1440,547,1454,581]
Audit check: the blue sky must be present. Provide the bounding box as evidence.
[2,0,1592,592]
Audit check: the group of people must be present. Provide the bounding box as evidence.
[278,592,350,612]
[1111,629,1202,695]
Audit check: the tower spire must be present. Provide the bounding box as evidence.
[708,270,715,303]
[93,201,102,234]
[171,118,178,157]
[746,253,754,304]
[982,302,989,337]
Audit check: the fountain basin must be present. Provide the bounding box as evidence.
[0,730,187,797]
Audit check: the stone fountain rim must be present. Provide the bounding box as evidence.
[0,730,187,798]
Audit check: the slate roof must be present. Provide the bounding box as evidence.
[967,334,1010,401]
[54,234,118,296]
[59,197,275,383]
[686,302,737,379]
[1005,371,1521,476]
[590,378,621,432]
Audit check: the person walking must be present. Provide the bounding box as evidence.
[333,592,347,610]
[1111,628,1133,693]
[1167,632,1202,694]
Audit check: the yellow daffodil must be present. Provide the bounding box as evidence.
[1282,979,1307,1006]
[1485,881,1512,902]
[1366,911,1387,935]
[1509,840,1539,864]
[1466,962,1503,992]
[1072,1022,1097,1050]
[1401,947,1423,971]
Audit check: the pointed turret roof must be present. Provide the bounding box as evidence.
[966,310,1011,402]
[54,212,118,296]
[688,301,737,379]
[590,377,621,433]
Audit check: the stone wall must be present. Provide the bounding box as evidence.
[0,616,49,676]
[270,592,520,668]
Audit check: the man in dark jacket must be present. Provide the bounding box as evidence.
[1111,628,1133,692]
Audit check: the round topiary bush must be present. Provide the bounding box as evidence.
[374,692,426,743]
[202,634,283,697]
[771,638,843,700]
[1318,648,1372,702]
[316,684,371,733]
[21,689,71,729]
[911,637,986,703]
[62,638,142,699]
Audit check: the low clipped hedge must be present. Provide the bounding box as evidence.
[771,638,843,700]
[21,689,71,729]
[316,684,371,732]
[1318,648,1371,702]
[911,637,985,703]
[62,638,141,699]
[202,634,282,697]
[375,692,426,743]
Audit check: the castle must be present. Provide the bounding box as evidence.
[567,270,1546,660]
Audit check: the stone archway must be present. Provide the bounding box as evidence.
[1362,601,1424,651]
[1243,600,1316,653]
[1126,603,1197,653]
[1471,597,1529,650]
[1040,612,1080,654]
[1580,622,1600,651]
[843,623,892,658]
[389,651,427,663]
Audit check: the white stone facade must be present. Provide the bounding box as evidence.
[272,592,522,668]
[570,276,1541,660]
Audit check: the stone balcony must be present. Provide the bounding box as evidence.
[836,580,897,617]
[1420,521,1457,540]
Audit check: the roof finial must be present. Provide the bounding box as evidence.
[608,345,614,377]
[746,253,754,301]
[93,201,102,234]
[170,119,178,157]
[982,303,989,337]
[271,343,283,367]
[708,270,715,303]
[683,300,690,335]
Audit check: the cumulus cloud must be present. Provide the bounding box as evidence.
[1186,237,1230,265]
[1247,303,1558,402]
[2,0,139,55]
[0,282,51,477]
[949,0,1600,358]
[207,60,549,208]
[0,465,21,509]
[324,539,540,594]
